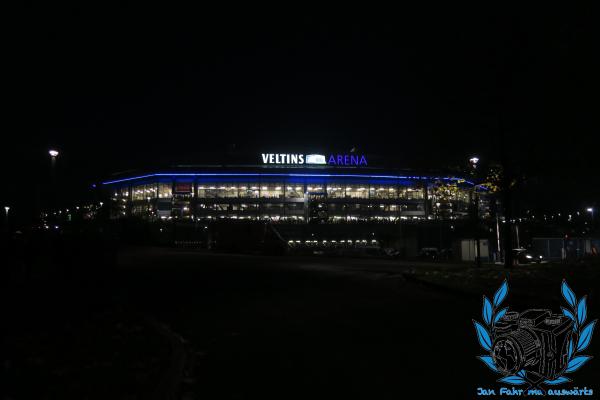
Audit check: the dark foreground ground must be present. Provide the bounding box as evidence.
[4,248,600,399]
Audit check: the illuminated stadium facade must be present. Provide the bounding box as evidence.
[102,153,488,223]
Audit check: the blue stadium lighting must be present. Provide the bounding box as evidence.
[101,172,478,186]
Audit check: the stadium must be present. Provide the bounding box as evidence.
[101,152,488,224]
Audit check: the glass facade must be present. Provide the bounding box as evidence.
[107,173,479,222]
[344,184,369,199]
[261,184,284,199]
[132,183,156,201]
[158,183,172,198]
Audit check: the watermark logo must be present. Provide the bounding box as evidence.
[473,280,596,394]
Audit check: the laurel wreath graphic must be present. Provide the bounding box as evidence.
[473,279,596,387]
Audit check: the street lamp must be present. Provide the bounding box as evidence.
[3,206,9,232]
[468,156,481,267]
[469,156,480,169]
[48,149,60,209]
[49,149,59,170]
[587,207,595,221]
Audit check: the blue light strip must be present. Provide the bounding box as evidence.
[102,172,478,187]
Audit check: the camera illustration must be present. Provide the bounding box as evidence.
[492,309,575,380]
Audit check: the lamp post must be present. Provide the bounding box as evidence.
[49,149,59,209]
[587,207,595,221]
[588,208,596,232]
[469,157,480,169]
[49,149,59,180]
[4,206,9,233]
[436,202,442,252]
[469,156,481,267]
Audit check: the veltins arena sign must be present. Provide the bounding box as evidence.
[261,153,368,166]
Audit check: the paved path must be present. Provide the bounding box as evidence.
[115,248,576,399]
[7,247,597,399]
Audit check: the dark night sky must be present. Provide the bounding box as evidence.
[5,6,600,216]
